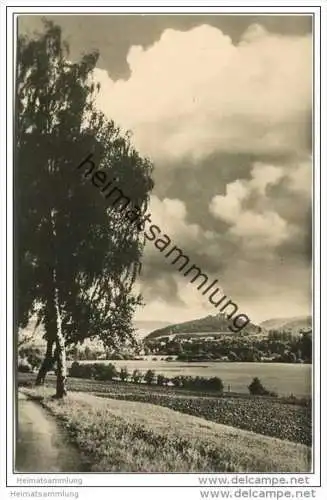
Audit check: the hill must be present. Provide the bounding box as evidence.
[260,316,312,333]
[133,320,172,339]
[145,313,261,340]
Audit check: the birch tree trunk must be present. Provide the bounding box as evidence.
[50,207,67,398]
[54,273,67,398]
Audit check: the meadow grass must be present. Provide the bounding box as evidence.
[18,373,312,445]
[20,387,311,473]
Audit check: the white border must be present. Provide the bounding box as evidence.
[2,1,326,495]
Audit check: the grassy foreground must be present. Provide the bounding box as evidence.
[20,387,311,473]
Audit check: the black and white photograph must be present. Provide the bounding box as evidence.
[2,3,326,497]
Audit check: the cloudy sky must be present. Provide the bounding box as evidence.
[19,15,313,325]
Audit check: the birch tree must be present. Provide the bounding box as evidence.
[16,20,153,397]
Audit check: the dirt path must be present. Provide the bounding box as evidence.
[16,392,83,472]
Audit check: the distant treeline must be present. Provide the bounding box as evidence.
[145,330,312,363]
[67,362,277,397]
[17,330,312,376]
[68,361,224,392]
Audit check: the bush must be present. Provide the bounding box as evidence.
[69,362,118,381]
[18,347,43,370]
[18,359,32,373]
[119,367,129,382]
[144,369,156,385]
[132,369,143,384]
[189,376,200,389]
[169,375,224,392]
[172,376,183,388]
[206,377,224,393]
[69,361,79,377]
[228,351,240,362]
[69,361,94,379]
[179,375,193,388]
[69,361,82,377]
[156,374,167,386]
[248,377,270,396]
[93,363,117,381]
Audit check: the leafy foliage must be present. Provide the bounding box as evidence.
[18,346,44,370]
[67,362,224,393]
[146,329,312,363]
[18,359,33,373]
[132,369,143,383]
[144,369,156,385]
[248,377,270,396]
[119,367,129,382]
[69,361,118,381]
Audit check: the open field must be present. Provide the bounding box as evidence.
[20,387,311,473]
[72,361,312,397]
[18,374,312,445]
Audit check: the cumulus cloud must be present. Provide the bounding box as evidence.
[142,195,202,264]
[142,194,225,273]
[286,159,312,196]
[146,195,200,241]
[230,211,289,247]
[144,194,232,263]
[94,23,311,162]
[249,163,284,195]
[91,21,312,323]
[208,162,300,248]
[136,194,230,316]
